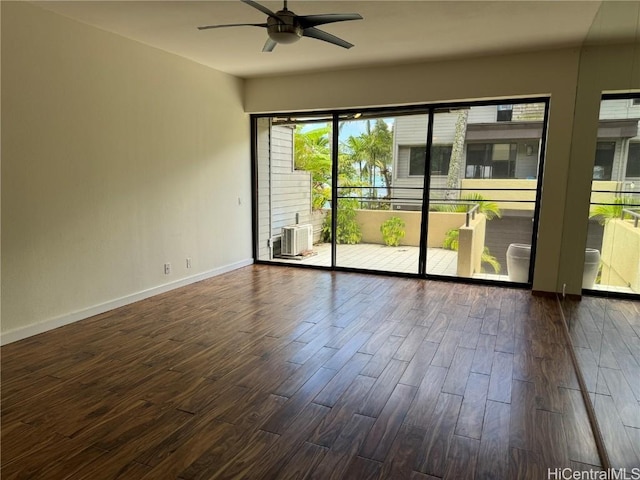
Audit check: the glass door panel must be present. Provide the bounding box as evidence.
[425,103,546,283]
[255,115,333,267]
[586,96,640,294]
[334,113,427,274]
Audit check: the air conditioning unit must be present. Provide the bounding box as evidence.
[281,224,313,256]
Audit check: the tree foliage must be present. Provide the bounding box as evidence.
[589,196,638,225]
[341,119,394,203]
[294,125,332,210]
[435,193,502,220]
[322,198,362,244]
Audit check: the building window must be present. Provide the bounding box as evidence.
[497,105,513,122]
[409,145,453,176]
[627,142,640,177]
[593,141,616,180]
[465,143,517,179]
[632,98,640,106]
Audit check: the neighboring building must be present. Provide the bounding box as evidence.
[391,100,640,211]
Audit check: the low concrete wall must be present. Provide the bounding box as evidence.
[601,219,640,292]
[457,213,487,277]
[590,181,624,205]
[354,210,466,247]
[461,179,537,211]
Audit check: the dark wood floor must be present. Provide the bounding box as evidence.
[2,265,603,479]
[564,296,640,469]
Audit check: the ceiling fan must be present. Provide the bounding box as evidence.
[197,0,363,52]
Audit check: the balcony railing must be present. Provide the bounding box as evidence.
[622,208,640,228]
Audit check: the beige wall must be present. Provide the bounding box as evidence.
[600,220,640,293]
[461,179,538,211]
[458,214,487,278]
[1,2,251,341]
[355,210,465,247]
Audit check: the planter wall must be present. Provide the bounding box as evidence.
[354,210,466,247]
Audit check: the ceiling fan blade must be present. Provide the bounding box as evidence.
[298,13,363,29]
[241,0,280,19]
[198,23,267,30]
[262,37,277,52]
[302,27,354,49]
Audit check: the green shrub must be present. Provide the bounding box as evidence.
[380,217,406,246]
[443,228,459,251]
[436,193,502,220]
[589,196,638,225]
[442,228,501,273]
[322,198,362,244]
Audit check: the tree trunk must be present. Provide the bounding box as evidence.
[445,109,469,201]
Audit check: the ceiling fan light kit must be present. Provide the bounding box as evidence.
[198,0,362,52]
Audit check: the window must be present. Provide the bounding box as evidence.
[465,143,517,179]
[409,145,452,176]
[627,142,640,177]
[497,105,513,122]
[632,98,640,106]
[593,141,616,180]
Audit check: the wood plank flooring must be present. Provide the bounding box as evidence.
[2,265,604,479]
[563,296,640,469]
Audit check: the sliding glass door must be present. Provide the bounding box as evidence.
[253,98,548,285]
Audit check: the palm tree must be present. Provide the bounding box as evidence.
[343,119,393,204]
[294,125,331,210]
[436,192,502,220]
[589,196,638,225]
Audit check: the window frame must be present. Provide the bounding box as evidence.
[408,144,453,177]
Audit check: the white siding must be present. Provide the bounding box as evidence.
[394,115,429,144]
[270,126,313,239]
[256,123,314,259]
[256,118,272,261]
[394,113,458,181]
[468,106,496,123]
[599,99,640,120]
[397,146,411,178]
[514,142,539,179]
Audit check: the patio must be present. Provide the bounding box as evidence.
[273,243,510,281]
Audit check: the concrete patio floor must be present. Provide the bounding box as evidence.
[273,243,510,280]
[271,243,636,293]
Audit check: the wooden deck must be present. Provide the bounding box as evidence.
[1,265,606,479]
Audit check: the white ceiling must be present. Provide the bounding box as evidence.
[33,1,640,79]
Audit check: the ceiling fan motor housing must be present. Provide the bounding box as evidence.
[267,10,302,43]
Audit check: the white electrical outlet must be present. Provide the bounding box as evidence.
[164,263,171,275]
[186,258,192,269]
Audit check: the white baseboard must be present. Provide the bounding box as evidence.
[0,258,254,346]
